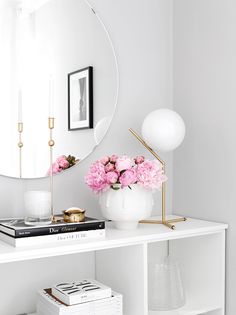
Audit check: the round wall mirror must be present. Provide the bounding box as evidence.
[0,0,118,178]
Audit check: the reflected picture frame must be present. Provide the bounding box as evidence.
[68,66,93,130]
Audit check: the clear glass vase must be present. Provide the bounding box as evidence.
[148,255,185,311]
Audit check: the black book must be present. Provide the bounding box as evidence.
[0,216,105,238]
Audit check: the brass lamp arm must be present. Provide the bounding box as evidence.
[129,128,186,229]
[128,128,165,167]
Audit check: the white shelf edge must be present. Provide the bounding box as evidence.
[149,305,222,315]
[0,217,227,264]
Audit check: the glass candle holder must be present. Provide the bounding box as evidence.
[148,255,185,311]
[24,190,52,226]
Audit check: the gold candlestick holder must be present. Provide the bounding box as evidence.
[48,117,55,221]
[129,128,186,230]
[18,122,23,178]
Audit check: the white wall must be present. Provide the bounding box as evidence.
[0,1,173,312]
[0,0,173,218]
[173,0,236,313]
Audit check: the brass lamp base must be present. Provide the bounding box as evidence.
[139,217,187,230]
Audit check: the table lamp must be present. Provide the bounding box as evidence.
[129,108,186,229]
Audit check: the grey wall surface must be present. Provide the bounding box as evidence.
[173,0,236,313]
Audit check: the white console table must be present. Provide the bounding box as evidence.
[0,217,227,315]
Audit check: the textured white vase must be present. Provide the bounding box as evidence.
[99,184,154,230]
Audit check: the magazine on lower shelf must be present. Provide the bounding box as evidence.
[37,288,123,315]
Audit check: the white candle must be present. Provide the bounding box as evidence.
[18,89,23,123]
[24,191,51,218]
[49,76,54,117]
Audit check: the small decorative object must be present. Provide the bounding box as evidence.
[24,190,51,225]
[68,66,93,130]
[85,155,167,230]
[129,108,186,229]
[63,207,85,223]
[47,154,78,175]
[52,279,111,305]
[149,255,185,310]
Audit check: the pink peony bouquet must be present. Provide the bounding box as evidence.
[47,155,78,175]
[85,155,167,194]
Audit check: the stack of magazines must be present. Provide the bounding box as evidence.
[0,216,105,247]
[37,279,123,315]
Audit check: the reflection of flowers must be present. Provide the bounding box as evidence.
[47,155,78,175]
[85,155,167,194]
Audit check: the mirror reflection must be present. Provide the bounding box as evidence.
[0,0,118,178]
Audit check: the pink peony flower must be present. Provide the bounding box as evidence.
[119,169,137,188]
[135,155,145,164]
[115,155,133,172]
[110,154,118,163]
[85,161,109,194]
[47,162,61,175]
[106,171,119,184]
[105,162,115,173]
[136,160,167,190]
[56,156,70,169]
[100,156,110,165]
[85,154,167,194]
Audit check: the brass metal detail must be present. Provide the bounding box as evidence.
[48,117,55,129]
[63,208,86,223]
[18,122,23,178]
[48,140,55,147]
[48,117,55,220]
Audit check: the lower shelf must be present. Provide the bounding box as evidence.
[149,306,222,315]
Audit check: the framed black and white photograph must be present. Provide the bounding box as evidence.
[68,66,93,130]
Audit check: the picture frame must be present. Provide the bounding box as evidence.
[68,66,93,130]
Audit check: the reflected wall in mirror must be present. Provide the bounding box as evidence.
[0,0,118,178]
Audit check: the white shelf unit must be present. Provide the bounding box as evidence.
[0,217,227,315]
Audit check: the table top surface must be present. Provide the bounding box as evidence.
[0,216,227,264]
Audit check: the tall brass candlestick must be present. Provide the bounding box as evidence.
[18,122,23,178]
[48,117,55,220]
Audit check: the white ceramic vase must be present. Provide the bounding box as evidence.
[99,184,154,230]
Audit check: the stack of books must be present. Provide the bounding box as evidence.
[0,216,105,247]
[37,279,123,315]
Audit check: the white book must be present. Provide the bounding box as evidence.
[38,301,122,315]
[52,279,111,305]
[0,229,105,247]
[37,288,122,315]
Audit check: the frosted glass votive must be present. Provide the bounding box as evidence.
[148,256,185,311]
[24,190,52,226]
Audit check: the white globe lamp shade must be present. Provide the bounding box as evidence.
[141,109,185,152]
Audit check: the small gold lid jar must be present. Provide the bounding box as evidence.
[63,207,85,223]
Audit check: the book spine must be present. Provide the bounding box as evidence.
[0,229,105,247]
[13,221,105,238]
